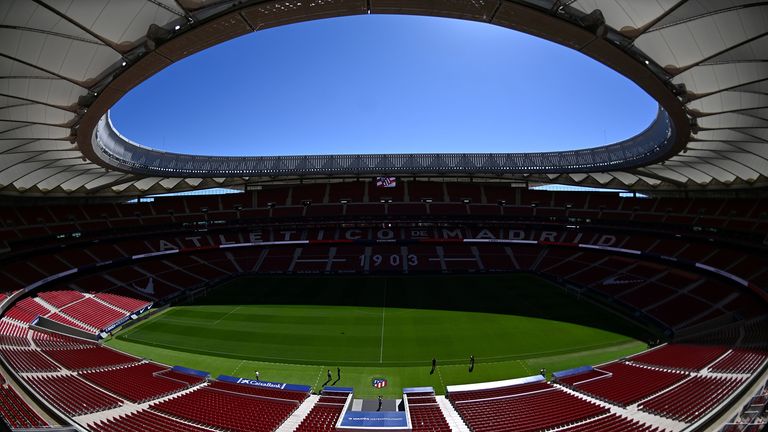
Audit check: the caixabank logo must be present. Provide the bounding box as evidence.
[372,378,388,389]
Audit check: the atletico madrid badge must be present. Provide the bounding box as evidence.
[372,378,388,389]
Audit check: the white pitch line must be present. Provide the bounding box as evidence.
[213,305,243,326]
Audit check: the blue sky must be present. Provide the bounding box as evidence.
[111,15,657,157]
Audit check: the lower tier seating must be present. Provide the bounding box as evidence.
[25,374,123,416]
[448,382,551,402]
[450,385,607,432]
[0,385,48,429]
[30,330,95,350]
[295,404,345,432]
[90,409,212,432]
[709,349,768,374]
[155,369,207,386]
[296,388,349,432]
[82,362,191,403]
[41,346,138,371]
[629,344,729,371]
[0,318,30,347]
[0,348,60,372]
[639,376,746,423]
[572,363,688,406]
[410,404,451,432]
[58,298,126,330]
[208,380,308,402]
[557,413,665,432]
[151,386,299,432]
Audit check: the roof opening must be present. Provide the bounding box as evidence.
[111,14,657,157]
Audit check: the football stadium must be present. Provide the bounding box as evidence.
[0,1,767,431]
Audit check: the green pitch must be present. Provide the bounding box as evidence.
[107,274,654,397]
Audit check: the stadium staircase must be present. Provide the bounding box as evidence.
[436,395,471,431]
[275,394,319,432]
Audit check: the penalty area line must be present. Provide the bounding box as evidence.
[213,305,243,326]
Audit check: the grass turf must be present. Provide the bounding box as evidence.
[107,274,652,397]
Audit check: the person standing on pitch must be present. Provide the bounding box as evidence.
[327,369,332,382]
[469,355,475,372]
[377,395,383,411]
[255,370,260,381]
[430,357,437,375]
[337,367,341,381]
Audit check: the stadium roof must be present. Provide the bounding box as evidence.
[0,0,767,196]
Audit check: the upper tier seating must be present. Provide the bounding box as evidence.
[36,290,85,309]
[58,298,127,330]
[47,312,97,333]
[4,298,49,324]
[93,292,151,312]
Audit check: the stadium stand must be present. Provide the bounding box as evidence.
[628,344,730,371]
[57,298,128,330]
[639,376,746,423]
[557,413,665,432]
[709,350,768,374]
[41,346,138,372]
[24,374,123,416]
[569,362,689,406]
[90,409,212,432]
[81,362,193,403]
[295,388,350,432]
[449,382,608,432]
[0,385,48,429]
[407,391,452,432]
[29,330,96,350]
[36,290,85,309]
[207,380,309,403]
[0,319,30,348]
[0,184,767,431]
[0,348,60,373]
[151,385,301,432]
[93,292,151,313]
